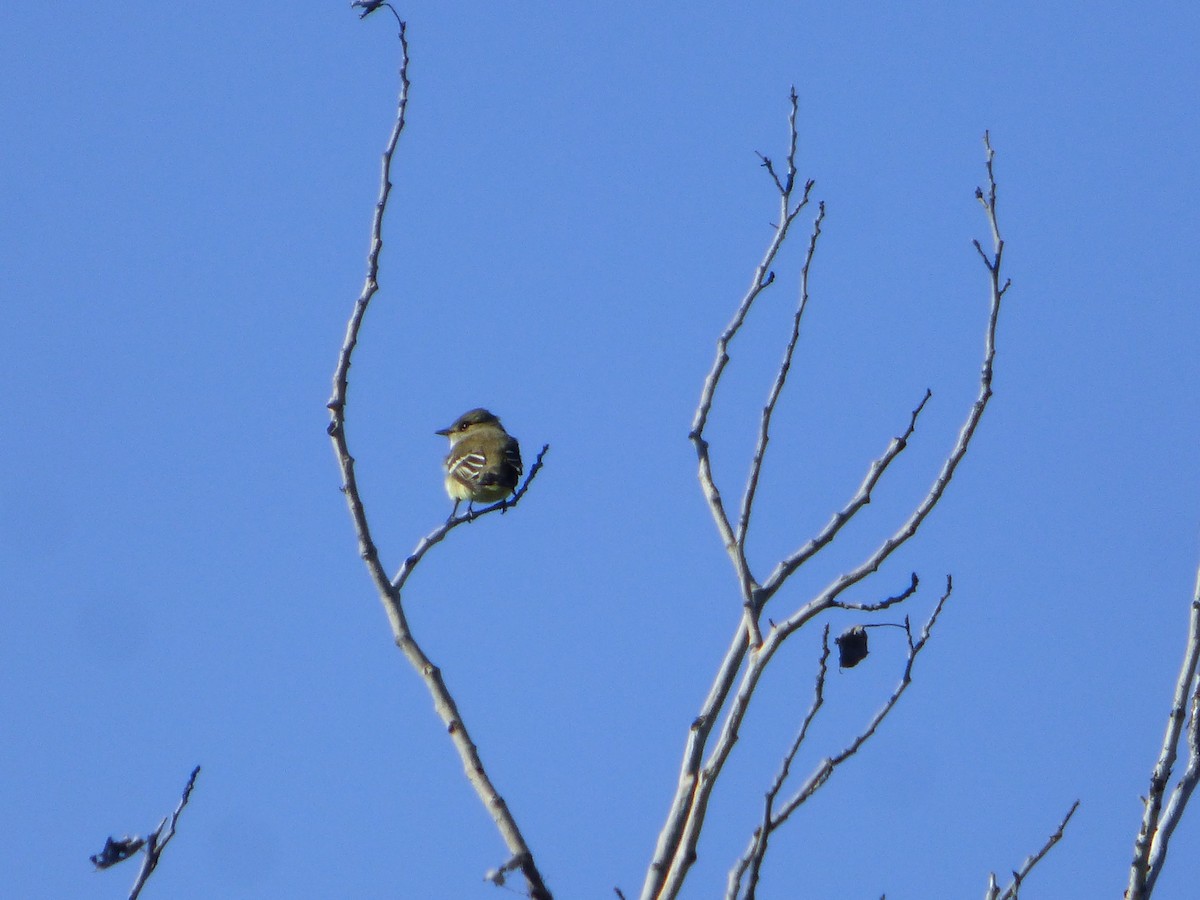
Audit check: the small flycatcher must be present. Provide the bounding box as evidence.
[436,408,523,515]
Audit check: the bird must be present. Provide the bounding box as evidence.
[436,408,523,516]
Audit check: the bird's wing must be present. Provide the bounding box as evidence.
[447,450,488,484]
[503,438,524,478]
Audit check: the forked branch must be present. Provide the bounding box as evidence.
[1126,562,1200,899]
[641,125,1012,900]
[690,87,815,647]
[326,18,551,899]
[984,801,1080,900]
[91,765,201,900]
[728,582,952,900]
[737,201,826,589]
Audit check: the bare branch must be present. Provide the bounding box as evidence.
[126,766,201,900]
[325,22,551,899]
[691,148,1014,892]
[646,92,812,900]
[1127,562,1200,899]
[725,627,831,900]
[726,581,952,900]
[761,389,931,600]
[91,766,201,900]
[643,132,1009,900]
[390,444,550,592]
[832,571,919,613]
[663,581,950,900]
[642,625,755,900]
[985,801,1079,900]
[745,135,1014,615]
[760,129,1008,633]
[737,201,826,573]
[770,581,950,822]
[689,87,815,649]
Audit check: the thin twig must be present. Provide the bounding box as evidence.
[1127,562,1200,899]
[90,765,201,900]
[674,580,948,900]
[128,766,201,899]
[761,389,931,599]
[833,571,919,612]
[737,201,826,599]
[325,21,551,899]
[760,130,1008,632]
[689,86,815,649]
[391,444,550,591]
[986,801,1079,900]
[725,580,951,900]
[770,583,949,824]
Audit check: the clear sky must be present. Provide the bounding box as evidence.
[3,3,1199,899]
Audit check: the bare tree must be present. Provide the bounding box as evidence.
[1126,562,1200,899]
[638,97,1074,895]
[332,11,1083,900]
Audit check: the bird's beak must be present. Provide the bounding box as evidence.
[435,426,451,436]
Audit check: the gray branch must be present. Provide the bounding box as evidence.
[1126,562,1200,899]
[640,126,1011,900]
[325,20,551,900]
[984,801,1079,900]
[689,87,815,650]
[728,583,952,900]
[91,765,201,900]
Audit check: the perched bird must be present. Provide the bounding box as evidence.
[436,408,523,516]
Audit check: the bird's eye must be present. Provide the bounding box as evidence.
[459,422,470,431]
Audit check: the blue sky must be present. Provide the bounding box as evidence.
[3,3,1199,898]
